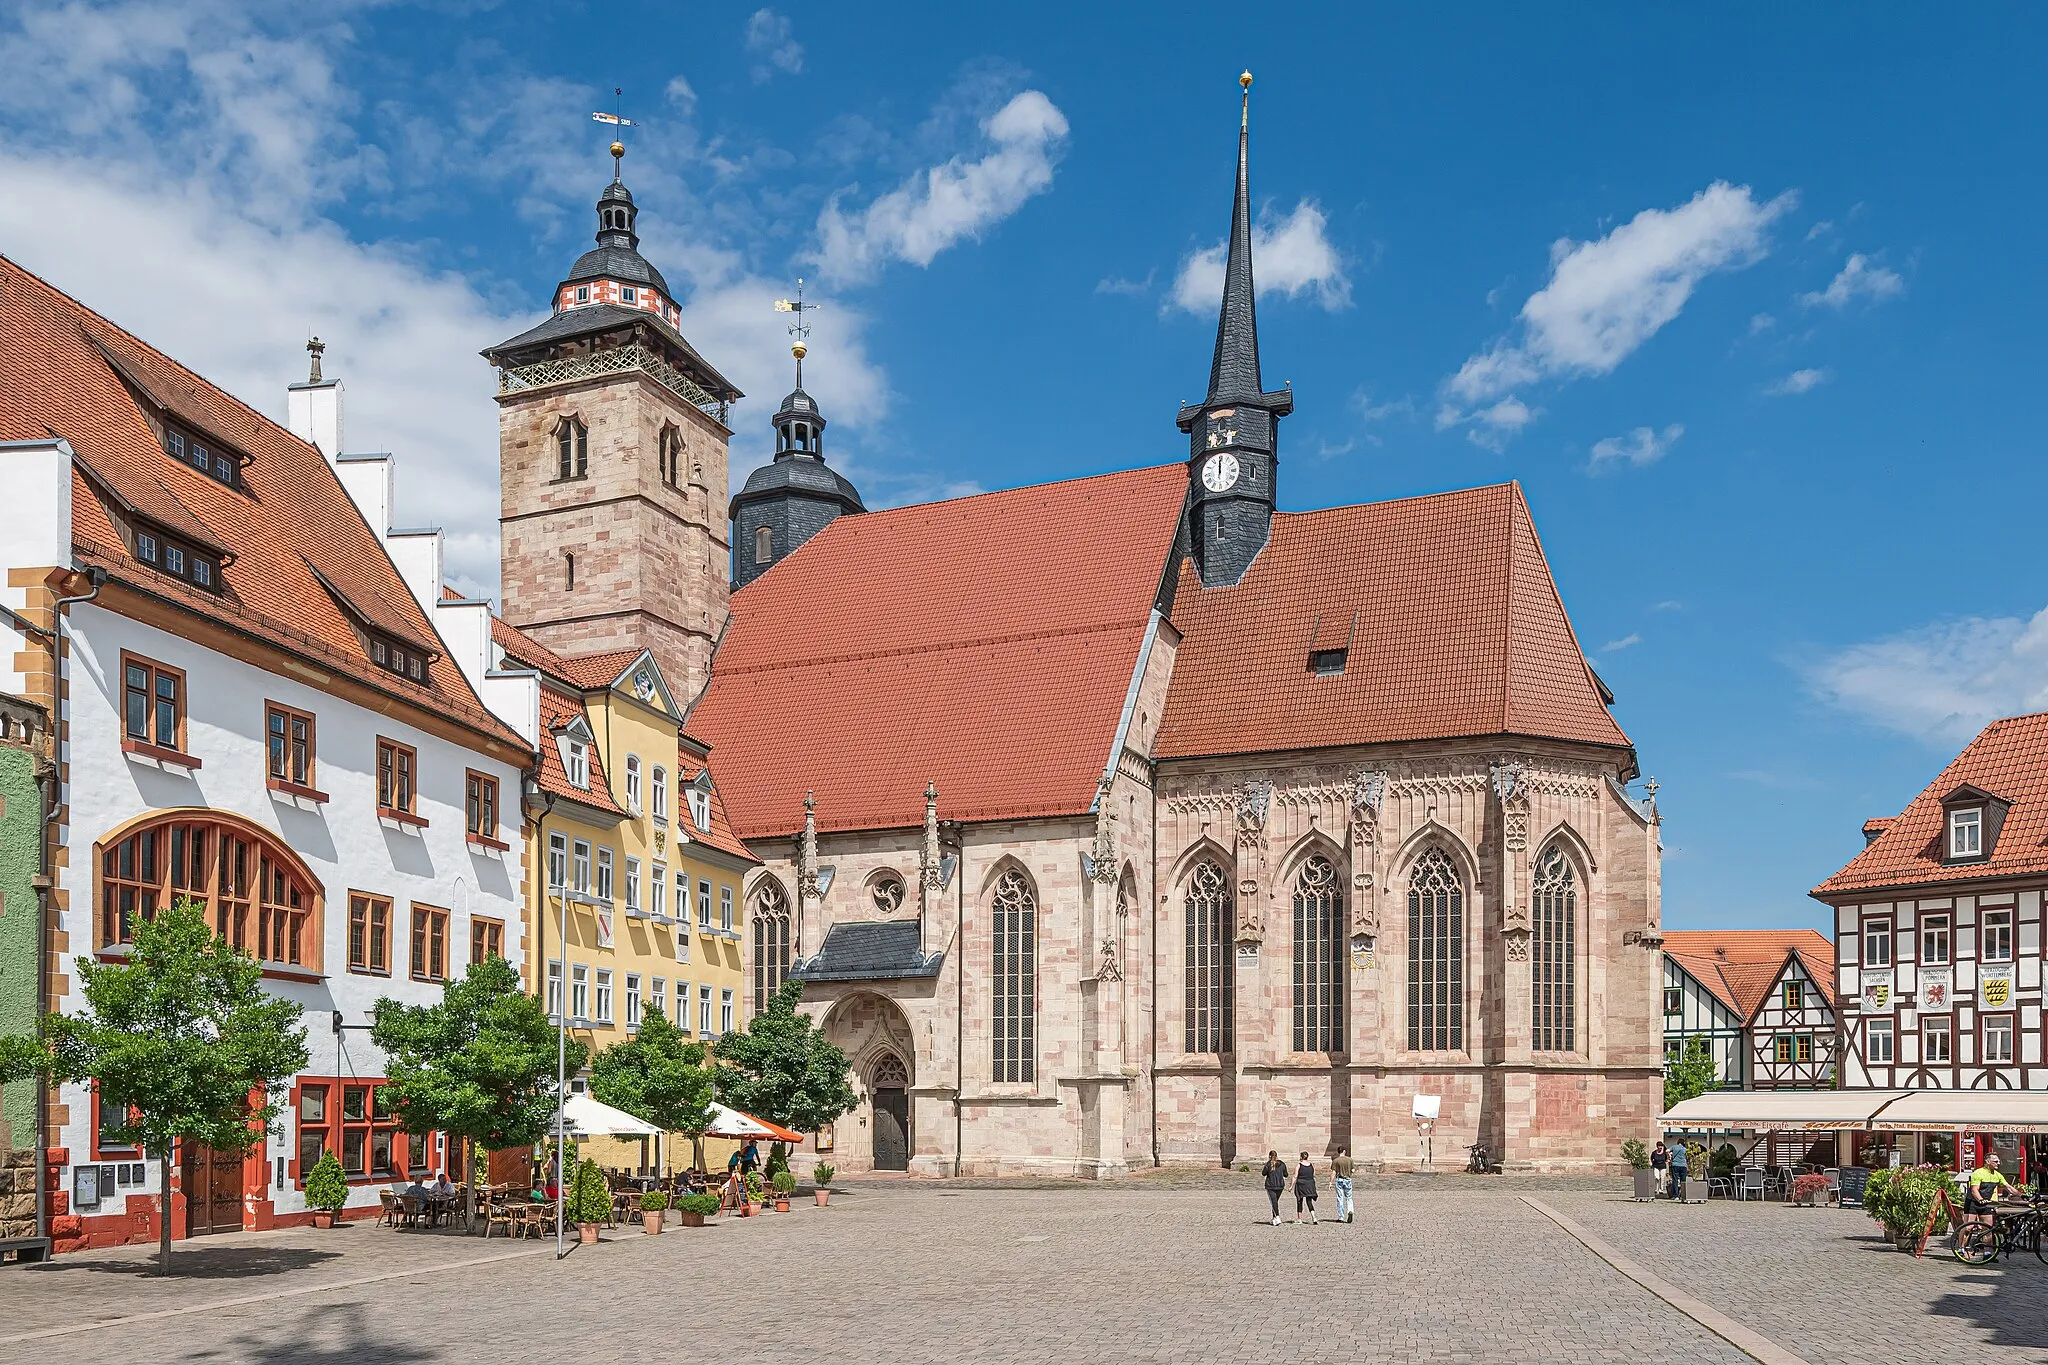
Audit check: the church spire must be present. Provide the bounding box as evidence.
[1178,71,1294,590]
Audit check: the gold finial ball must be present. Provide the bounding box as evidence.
[791,341,807,360]
[610,140,625,158]
[1240,70,1253,90]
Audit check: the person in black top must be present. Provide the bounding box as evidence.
[1261,1151,1287,1226]
[1293,1151,1319,1225]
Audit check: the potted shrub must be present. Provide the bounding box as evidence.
[772,1170,795,1213]
[1623,1138,1654,1201]
[1863,1164,1950,1251]
[566,1158,611,1245]
[1679,1141,1709,1204]
[741,1169,764,1215]
[674,1192,720,1228]
[1790,1173,1832,1208]
[640,1189,669,1234]
[813,1162,835,1207]
[304,1150,349,1229]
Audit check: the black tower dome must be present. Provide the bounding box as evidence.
[1178,71,1293,589]
[731,331,865,589]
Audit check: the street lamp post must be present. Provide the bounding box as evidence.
[556,885,568,1259]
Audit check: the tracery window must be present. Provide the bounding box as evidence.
[1531,845,1577,1053]
[99,816,319,967]
[751,879,791,1015]
[1183,859,1234,1054]
[1407,848,1464,1052]
[991,869,1038,1083]
[1292,855,1343,1052]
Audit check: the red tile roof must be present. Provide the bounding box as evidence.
[1662,929,1837,1019]
[0,254,522,753]
[535,684,621,813]
[1154,483,1630,760]
[676,757,760,864]
[689,465,1189,839]
[1815,711,2048,897]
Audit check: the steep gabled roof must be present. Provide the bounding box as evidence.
[688,464,1189,840]
[0,254,521,752]
[675,756,760,865]
[1662,929,1837,1020]
[535,684,621,814]
[1815,710,2048,897]
[1155,482,1631,760]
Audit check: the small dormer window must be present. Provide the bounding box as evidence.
[1309,648,1347,678]
[687,788,711,833]
[576,285,590,304]
[563,737,590,789]
[1949,807,1983,859]
[160,422,240,489]
[622,286,637,304]
[137,532,158,563]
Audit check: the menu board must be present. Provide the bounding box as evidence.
[1837,1166,1873,1208]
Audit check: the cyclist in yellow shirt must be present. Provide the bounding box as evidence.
[1964,1154,2014,1229]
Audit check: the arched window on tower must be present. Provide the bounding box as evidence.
[794,424,809,452]
[658,425,683,488]
[991,868,1038,1083]
[1407,848,1465,1051]
[753,526,773,565]
[1184,859,1233,1054]
[556,417,588,480]
[1531,845,1578,1053]
[1292,854,1343,1052]
[750,880,791,1016]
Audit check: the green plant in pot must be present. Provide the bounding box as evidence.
[675,1192,720,1227]
[1622,1138,1655,1201]
[771,1169,796,1212]
[1863,1164,1952,1250]
[304,1150,350,1228]
[639,1189,669,1235]
[741,1168,765,1215]
[813,1161,835,1207]
[566,1158,611,1245]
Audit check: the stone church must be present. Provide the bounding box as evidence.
[490,94,1665,1175]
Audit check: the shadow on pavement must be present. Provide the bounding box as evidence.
[68,1243,345,1280]
[220,1299,441,1365]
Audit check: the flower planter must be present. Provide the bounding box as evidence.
[577,1223,600,1246]
[814,1189,831,1207]
[773,1198,791,1213]
[1631,1168,1656,1201]
[642,1211,664,1235]
[1678,1177,1704,1205]
[310,1211,337,1229]
[739,1203,755,1218]
[674,1210,706,1228]
[1893,1229,1918,1252]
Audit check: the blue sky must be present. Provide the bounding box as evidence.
[3,3,2045,934]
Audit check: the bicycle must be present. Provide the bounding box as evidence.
[1465,1142,1501,1175]
[1952,1196,2048,1265]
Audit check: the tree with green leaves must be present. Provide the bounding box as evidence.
[370,955,585,1181]
[713,980,857,1136]
[43,898,308,1276]
[0,1034,49,1086]
[590,1004,715,1171]
[1664,1036,1720,1111]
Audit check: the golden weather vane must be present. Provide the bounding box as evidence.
[592,87,638,172]
[773,280,819,385]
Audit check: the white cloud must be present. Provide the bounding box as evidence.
[743,9,803,83]
[1168,198,1350,314]
[1441,182,1794,442]
[1808,606,2048,745]
[1804,220,1834,242]
[1654,599,1685,612]
[1602,633,1643,653]
[1767,367,1831,396]
[1800,253,1904,308]
[1095,270,1154,297]
[1435,395,1535,451]
[665,75,698,112]
[812,90,1068,283]
[1589,423,1683,472]
[1748,312,1776,335]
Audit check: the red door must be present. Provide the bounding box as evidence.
[183,1142,245,1236]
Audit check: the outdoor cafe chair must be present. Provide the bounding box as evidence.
[1739,1169,1765,1201]
[377,1189,399,1228]
[483,1195,519,1240]
[1822,1168,1841,1206]
[1706,1174,1734,1200]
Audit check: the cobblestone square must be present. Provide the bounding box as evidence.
[2,1179,2042,1364]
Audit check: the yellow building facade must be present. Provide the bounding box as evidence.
[494,626,757,1174]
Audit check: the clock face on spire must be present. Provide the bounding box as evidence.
[1201,452,1241,492]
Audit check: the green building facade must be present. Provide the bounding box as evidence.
[0,692,48,1252]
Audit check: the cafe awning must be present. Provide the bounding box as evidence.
[702,1102,805,1144]
[558,1092,662,1139]
[1659,1090,1911,1131]
[1866,1091,2048,1135]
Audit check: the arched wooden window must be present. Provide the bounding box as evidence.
[99,816,321,967]
[753,525,773,565]
[991,868,1037,1083]
[1184,859,1233,1053]
[556,417,588,480]
[1292,854,1343,1052]
[750,880,791,1015]
[1407,848,1464,1051]
[1531,845,1577,1052]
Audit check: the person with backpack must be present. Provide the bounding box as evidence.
[1293,1150,1319,1225]
[1261,1150,1287,1226]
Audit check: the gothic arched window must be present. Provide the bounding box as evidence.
[750,879,791,1015]
[1407,848,1465,1051]
[658,424,683,488]
[1532,845,1578,1052]
[753,526,773,565]
[556,416,588,480]
[1292,854,1343,1052]
[1184,859,1233,1054]
[991,868,1037,1083]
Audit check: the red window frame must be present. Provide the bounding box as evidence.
[470,916,504,965]
[376,738,418,817]
[349,892,392,975]
[91,1084,142,1159]
[294,1078,431,1185]
[409,903,449,982]
[465,769,503,846]
[266,701,318,791]
[96,815,319,964]
[120,651,187,757]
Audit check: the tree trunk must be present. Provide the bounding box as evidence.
[157,1148,173,1277]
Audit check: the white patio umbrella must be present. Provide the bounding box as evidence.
[701,1101,805,1143]
[557,1091,662,1139]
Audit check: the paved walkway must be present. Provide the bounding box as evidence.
[0,1181,2039,1363]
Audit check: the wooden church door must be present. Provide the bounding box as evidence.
[871,1055,910,1171]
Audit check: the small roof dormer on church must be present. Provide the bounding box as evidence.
[483,141,741,423]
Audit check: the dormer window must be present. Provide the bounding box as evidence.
[370,635,426,682]
[160,421,240,489]
[1949,808,1982,859]
[133,525,222,593]
[563,737,590,789]
[1309,648,1347,678]
[687,788,711,832]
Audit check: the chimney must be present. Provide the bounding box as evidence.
[285,336,343,462]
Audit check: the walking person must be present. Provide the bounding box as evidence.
[1261,1150,1287,1226]
[1668,1141,1689,1201]
[1332,1147,1355,1224]
[1293,1151,1319,1225]
[1650,1141,1669,1198]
